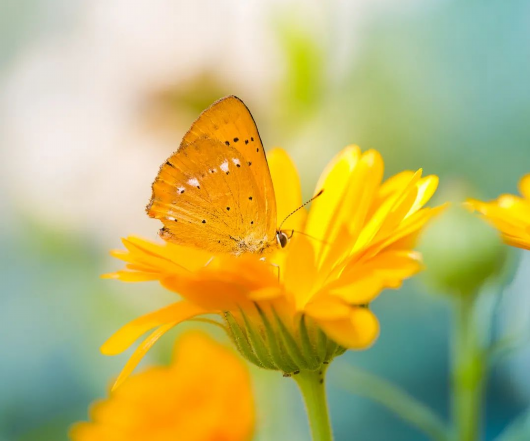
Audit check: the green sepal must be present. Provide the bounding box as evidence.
[316,328,329,363]
[224,312,264,368]
[299,315,322,370]
[334,345,347,357]
[324,338,338,363]
[272,308,312,370]
[239,308,277,370]
[255,304,298,373]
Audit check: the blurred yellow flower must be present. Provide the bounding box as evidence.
[103,146,443,388]
[468,174,530,250]
[70,331,255,441]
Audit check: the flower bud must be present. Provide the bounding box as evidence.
[419,203,507,296]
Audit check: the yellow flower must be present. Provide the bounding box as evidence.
[70,331,255,441]
[468,174,530,250]
[102,146,443,388]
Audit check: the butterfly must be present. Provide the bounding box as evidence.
[147,95,296,255]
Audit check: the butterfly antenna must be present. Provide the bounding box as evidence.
[291,230,331,247]
[278,189,324,231]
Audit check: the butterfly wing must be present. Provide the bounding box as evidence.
[147,134,276,254]
[181,96,277,229]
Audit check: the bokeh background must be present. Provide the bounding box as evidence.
[1,1,530,440]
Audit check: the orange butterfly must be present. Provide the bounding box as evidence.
[147,96,304,255]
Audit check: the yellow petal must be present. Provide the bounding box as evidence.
[503,233,530,250]
[111,321,179,390]
[248,286,283,301]
[376,170,415,199]
[315,308,380,349]
[73,331,255,441]
[304,294,352,320]
[121,237,186,274]
[351,170,421,254]
[121,236,211,272]
[326,278,385,304]
[268,148,306,231]
[519,174,530,201]
[162,255,278,310]
[101,301,206,355]
[364,204,447,259]
[101,270,161,282]
[284,235,317,309]
[345,150,385,239]
[407,175,439,216]
[327,251,423,303]
[305,146,361,253]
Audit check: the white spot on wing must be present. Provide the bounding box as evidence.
[166,216,175,221]
[177,186,185,194]
[232,158,240,166]
[188,178,200,187]
[220,161,229,173]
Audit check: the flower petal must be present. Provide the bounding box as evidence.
[304,294,352,320]
[284,235,317,309]
[305,146,361,253]
[519,173,530,201]
[101,301,207,355]
[407,174,439,216]
[268,148,306,231]
[326,251,423,304]
[111,321,179,391]
[315,308,380,349]
[101,270,161,282]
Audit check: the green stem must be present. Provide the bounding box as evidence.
[293,368,333,441]
[452,294,484,441]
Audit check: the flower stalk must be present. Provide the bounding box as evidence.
[293,368,333,441]
[452,293,485,441]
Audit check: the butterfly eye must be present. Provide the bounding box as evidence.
[276,231,289,248]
